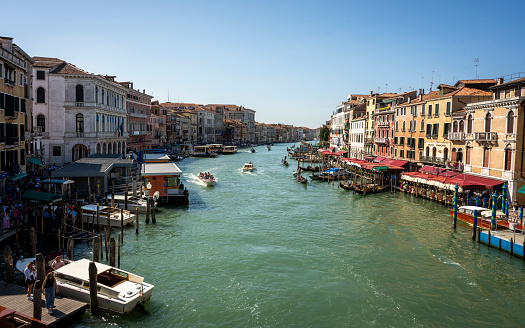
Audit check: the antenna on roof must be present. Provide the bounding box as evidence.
[474,58,479,79]
[430,71,434,91]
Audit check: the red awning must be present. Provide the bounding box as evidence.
[373,156,386,163]
[453,174,504,188]
[381,159,408,167]
[333,151,346,156]
[438,170,458,177]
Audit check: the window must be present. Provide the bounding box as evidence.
[420,119,425,131]
[167,176,179,187]
[0,63,2,78]
[76,114,84,132]
[485,113,491,132]
[446,102,451,116]
[13,70,16,84]
[75,84,84,102]
[507,111,514,134]
[37,114,45,132]
[428,104,432,116]
[402,121,405,132]
[504,148,512,171]
[465,147,471,165]
[467,115,473,133]
[53,146,61,157]
[394,137,398,145]
[395,121,398,131]
[400,137,404,145]
[400,150,404,158]
[434,103,439,116]
[432,124,439,137]
[19,73,23,86]
[421,104,425,116]
[483,148,489,167]
[426,124,432,137]
[36,71,45,80]
[418,138,424,149]
[36,87,45,103]
[443,123,451,137]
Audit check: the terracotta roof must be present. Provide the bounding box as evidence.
[491,77,525,88]
[455,79,496,85]
[33,56,91,75]
[451,87,492,97]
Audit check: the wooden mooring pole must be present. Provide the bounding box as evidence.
[109,237,116,267]
[93,235,100,263]
[89,261,98,315]
[67,236,74,261]
[33,280,42,321]
[135,207,139,234]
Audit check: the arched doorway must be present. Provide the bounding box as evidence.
[96,143,101,154]
[72,144,88,162]
[443,147,449,162]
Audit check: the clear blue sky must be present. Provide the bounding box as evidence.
[4,0,525,128]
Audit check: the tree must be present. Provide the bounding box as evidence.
[319,126,329,142]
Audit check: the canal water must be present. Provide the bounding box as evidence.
[69,143,525,326]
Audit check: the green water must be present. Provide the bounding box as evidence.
[71,143,525,327]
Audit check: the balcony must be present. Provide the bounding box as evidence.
[374,137,389,144]
[5,111,18,119]
[33,126,43,137]
[447,132,465,141]
[4,78,15,86]
[364,137,374,144]
[377,122,390,127]
[420,156,445,165]
[474,132,498,142]
[445,161,464,172]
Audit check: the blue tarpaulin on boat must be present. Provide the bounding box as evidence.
[325,168,340,173]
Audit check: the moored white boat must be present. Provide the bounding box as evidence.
[222,145,237,154]
[55,259,154,314]
[242,162,254,172]
[81,205,135,227]
[105,194,156,212]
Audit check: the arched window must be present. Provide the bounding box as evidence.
[36,114,45,132]
[457,148,463,163]
[504,147,512,171]
[485,113,491,132]
[453,121,458,133]
[459,120,465,132]
[75,84,84,102]
[432,147,437,158]
[36,87,45,103]
[507,111,514,134]
[467,115,473,133]
[95,87,98,103]
[102,90,105,104]
[76,113,84,132]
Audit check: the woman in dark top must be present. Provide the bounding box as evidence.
[42,272,59,314]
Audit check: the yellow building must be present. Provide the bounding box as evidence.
[464,76,525,203]
[0,36,33,175]
[421,82,492,167]
[364,92,396,156]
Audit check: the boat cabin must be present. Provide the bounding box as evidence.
[222,145,238,154]
[142,163,189,205]
[143,153,170,163]
[193,145,211,157]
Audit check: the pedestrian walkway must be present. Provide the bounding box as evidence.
[0,281,88,326]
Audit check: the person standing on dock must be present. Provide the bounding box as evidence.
[24,261,36,301]
[42,272,59,314]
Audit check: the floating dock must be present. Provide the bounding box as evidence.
[0,281,88,326]
[478,229,525,258]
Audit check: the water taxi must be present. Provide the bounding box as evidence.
[142,162,189,205]
[193,145,211,157]
[222,145,238,154]
[55,259,154,314]
[198,172,216,186]
[242,162,254,172]
[81,205,135,227]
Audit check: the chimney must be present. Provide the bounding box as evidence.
[497,78,504,85]
[407,96,411,103]
[143,89,145,94]
[370,91,373,96]
[130,82,134,89]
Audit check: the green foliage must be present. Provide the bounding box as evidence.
[319,126,329,142]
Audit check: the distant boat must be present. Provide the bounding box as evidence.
[242,162,254,172]
[250,148,255,153]
[293,172,307,184]
[198,172,216,186]
[267,145,271,151]
[222,145,238,154]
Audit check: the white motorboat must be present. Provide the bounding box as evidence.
[15,252,69,274]
[81,205,135,227]
[55,259,154,314]
[198,172,216,186]
[105,194,156,212]
[242,162,254,172]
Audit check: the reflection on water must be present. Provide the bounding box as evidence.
[67,143,525,327]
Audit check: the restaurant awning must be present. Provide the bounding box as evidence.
[373,156,385,163]
[363,156,376,161]
[419,166,445,175]
[21,190,65,204]
[381,159,408,167]
[27,157,44,166]
[42,179,75,185]
[452,174,504,189]
[8,173,28,181]
[372,166,390,171]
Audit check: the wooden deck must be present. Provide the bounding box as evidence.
[0,281,88,326]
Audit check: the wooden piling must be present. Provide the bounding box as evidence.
[29,227,37,257]
[93,235,100,263]
[117,235,121,269]
[33,280,42,321]
[120,209,124,244]
[3,246,13,283]
[89,261,98,315]
[109,237,115,267]
[35,253,45,282]
[152,204,156,224]
[135,207,139,234]
[67,236,74,261]
[96,204,100,233]
[104,227,109,260]
[510,238,514,256]
[99,233,104,260]
[57,230,61,254]
[145,199,150,223]
[125,183,129,211]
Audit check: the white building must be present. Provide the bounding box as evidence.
[350,116,365,159]
[330,103,345,151]
[197,109,215,144]
[32,57,128,166]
